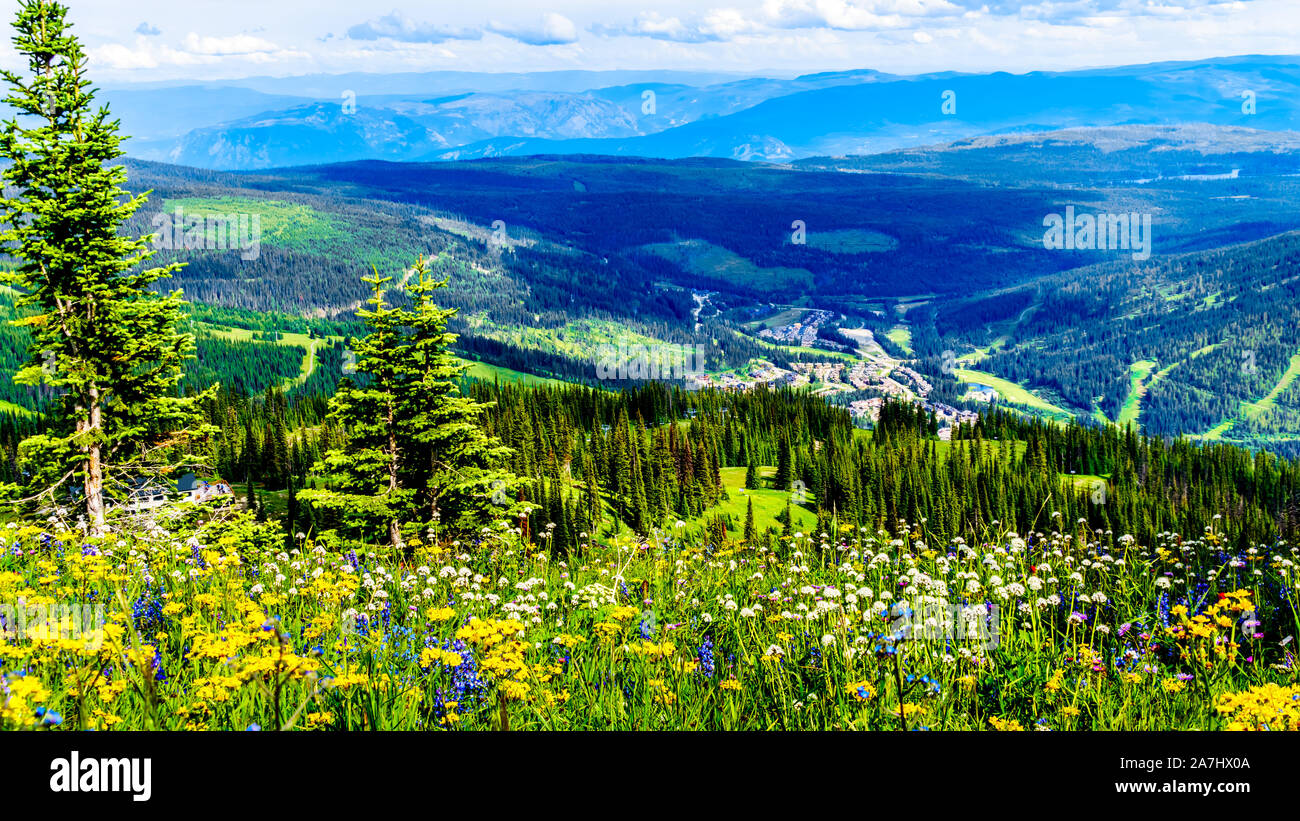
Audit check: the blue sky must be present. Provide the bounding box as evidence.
[7,0,1296,82]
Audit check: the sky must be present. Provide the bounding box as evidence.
[5,0,1298,82]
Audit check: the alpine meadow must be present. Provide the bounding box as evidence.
[3,0,1300,750]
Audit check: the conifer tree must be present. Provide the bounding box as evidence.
[710,514,727,547]
[242,422,259,484]
[0,1,209,533]
[580,449,602,535]
[775,434,794,491]
[302,257,523,548]
[401,257,524,536]
[743,496,756,544]
[303,266,422,547]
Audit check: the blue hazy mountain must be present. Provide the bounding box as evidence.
[115,56,1300,170]
[110,69,751,97]
[794,124,1300,186]
[130,69,894,169]
[97,86,314,157]
[159,93,644,168]
[430,57,1300,162]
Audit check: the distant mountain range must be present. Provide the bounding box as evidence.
[795,124,1300,186]
[103,56,1300,170]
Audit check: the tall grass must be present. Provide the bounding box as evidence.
[0,507,1297,731]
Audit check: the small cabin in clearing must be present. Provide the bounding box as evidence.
[73,473,233,511]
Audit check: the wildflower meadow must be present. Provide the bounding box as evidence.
[2,506,1297,732]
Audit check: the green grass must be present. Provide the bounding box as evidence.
[743,330,857,363]
[844,433,1028,466]
[1116,359,1157,428]
[1065,474,1110,499]
[279,332,339,388]
[955,336,1008,367]
[801,228,898,254]
[456,358,565,387]
[885,326,913,354]
[1196,418,1237,442]
[8,486,1295,730]
[953,368,1075,420]
[1242,350,1300,420]
[460,315,682,366]
[934,438,1029,464]
[197,322,342,390]
[689,466,817,537]
[161,197,354,253]
[160,196,417,275]
[742,306,808,332]
[1188,346,1300,440]
[641,239,813,293]
[201,319,567,391]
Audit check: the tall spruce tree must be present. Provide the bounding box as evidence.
[0,1,206,534]
[775,434,794,491]
[743,496,756,544]
[302,257,523,548]
[401,256,524,536]
[301,268,416,547]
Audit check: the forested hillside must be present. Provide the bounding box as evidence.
[88,130,1300,457]
[934,230,1300,456]
[53,377,1288,557]
[10,0,1300,746]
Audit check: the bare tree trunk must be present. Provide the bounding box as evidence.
[84,388,105,536]
[386,400,403,551]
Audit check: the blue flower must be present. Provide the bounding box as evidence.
[697,636,715,678]
[132,582,167,635]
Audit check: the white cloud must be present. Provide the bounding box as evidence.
[594,8,760,42]
[182,33,284,56]
[488,13,579,45]
[90,38,213,70]
[346,12,482,44]
[88,32,307,70]
[700,8,765,38]
[594,13,698,41]
[764,0,961,30]
[63,0,1300,82]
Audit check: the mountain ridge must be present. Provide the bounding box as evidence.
[108,55,1300,170]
